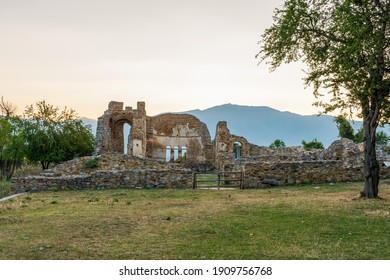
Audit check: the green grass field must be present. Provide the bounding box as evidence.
[1,181,390,260]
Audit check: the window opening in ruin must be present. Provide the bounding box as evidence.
[234,142,242,159]
[166,146,172,162]
[123,123,131,154]
[182,146,187,159]
[173,146,179,161]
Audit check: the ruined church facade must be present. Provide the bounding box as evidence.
[95,101,213,163]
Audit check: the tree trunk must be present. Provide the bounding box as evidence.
[361,115,380,198]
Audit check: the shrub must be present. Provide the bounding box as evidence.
[302,139,324,151]
[269,139,286,149]
[84,157,100,169]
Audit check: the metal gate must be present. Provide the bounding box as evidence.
[192,171,245,189]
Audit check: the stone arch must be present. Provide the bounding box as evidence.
[111,117,133,154]
[96,101,147,157]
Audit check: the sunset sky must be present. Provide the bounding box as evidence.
[0,0,318,119]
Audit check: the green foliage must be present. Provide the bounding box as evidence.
[375,131,390,146]
[258,0,390,119]
[334,115,355,141]
[22,101,95,170]
[84,157,100,169]
[269,139,286,149]
[334,115,390,145]
[0,116,26,180]
[302,139,324,151]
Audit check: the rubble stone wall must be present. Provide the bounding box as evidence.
[11,169,193,193]
[224,160,390,188]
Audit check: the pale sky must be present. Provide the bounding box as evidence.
[0,0,319,119]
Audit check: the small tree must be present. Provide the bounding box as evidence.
[334,115,389,145]
[0,96,17,117]
[302,139,324,151]
[334,115,355,141]
[23,101,95,169]
[269,139,286,149]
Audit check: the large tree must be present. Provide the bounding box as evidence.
[258,0,390,198]
[23,101,95,169]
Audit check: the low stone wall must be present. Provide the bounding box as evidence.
[11,168,193,193]
[225,160,390,188]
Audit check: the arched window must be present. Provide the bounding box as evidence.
[173,146,179,161]
[165,146,172,162]
[181,146,187,159]
[233,142,242,159]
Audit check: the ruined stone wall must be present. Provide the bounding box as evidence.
[11,169,193,193]
[11,155,194,193]
[95,102,212,163]
[95,101,146,156]
[146,113,212,163]
[213,121,320,168]
[216,127,390,187]
[224,160,390,188]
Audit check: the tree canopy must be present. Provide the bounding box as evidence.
[258,0,390,198]
[302,139,325,151]
[269,139,286,149]
[23,101,95,170]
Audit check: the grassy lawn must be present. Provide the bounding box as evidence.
[1,181,390,260]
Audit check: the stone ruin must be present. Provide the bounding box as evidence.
[11,101,390,192]
[95,101,212,163]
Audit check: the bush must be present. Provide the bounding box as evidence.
[269,139,286,149]
[302,139,324,151]
[84,157,100,169]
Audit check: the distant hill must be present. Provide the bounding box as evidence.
[82,104,389,148]
[181,104,364,148]
[81,117,97,134]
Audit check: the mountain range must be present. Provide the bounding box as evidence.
[82,103,389,148]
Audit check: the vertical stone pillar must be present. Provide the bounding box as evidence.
[130,102,147,158]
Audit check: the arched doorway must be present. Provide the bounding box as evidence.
[111,119,133,154]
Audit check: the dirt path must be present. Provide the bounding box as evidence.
[0,193,27,203]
